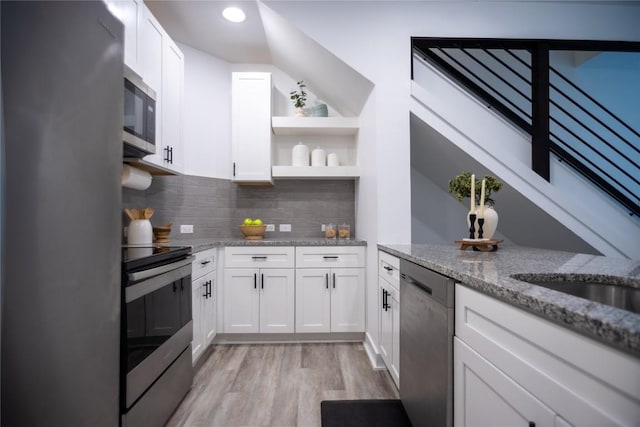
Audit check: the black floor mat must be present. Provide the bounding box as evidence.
[321,399,412,427]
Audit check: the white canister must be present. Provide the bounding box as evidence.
[327,152,339,167]
[292,142,309,167]
[311,146,326,167]
[128,219,153,245]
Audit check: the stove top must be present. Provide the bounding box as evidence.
[122,245,191,272]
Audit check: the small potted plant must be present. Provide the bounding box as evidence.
[289,80,307,116]
[448,172,502,206]
[449,172,503,239]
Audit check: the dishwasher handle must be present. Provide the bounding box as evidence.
[401,273,433,295]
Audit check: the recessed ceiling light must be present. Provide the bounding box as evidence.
[222,7,246,23]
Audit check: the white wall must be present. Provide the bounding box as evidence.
[179,42,231,179]
[355,90,381,363]
[262,0,640,353]
[263,0,640,247]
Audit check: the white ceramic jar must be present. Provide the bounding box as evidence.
[311,146,326,167]
[128,219,153,245]
[327,152,339,167]
[292,142,309,166]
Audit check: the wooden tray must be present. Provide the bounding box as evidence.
[455,239,503,252]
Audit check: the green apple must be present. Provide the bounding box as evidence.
[243,218,253,226]
[252,218,263,226]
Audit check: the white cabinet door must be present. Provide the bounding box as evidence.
[160,36,183,173]
[379,281,393,365]
[295,269,331,333]
[140,5,163,158]
[231,72,272,183]
[192,271,216,363]
[203,273,217,345]
[223,268,259,333]
[191,275,205,362]
[259,269,295,333]
[454,337,556,427]
[379,276,400,386]
[331,268,365,332]
[105,0,143,76]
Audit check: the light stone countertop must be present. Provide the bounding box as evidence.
[170,237,367,253]
[378,243,640,357]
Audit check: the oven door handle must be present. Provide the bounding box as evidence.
[127,256,194,282]
[125,257,194,304]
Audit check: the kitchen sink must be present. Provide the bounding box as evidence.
[512,274,640,314]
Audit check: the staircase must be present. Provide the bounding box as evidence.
[409,38,640,259]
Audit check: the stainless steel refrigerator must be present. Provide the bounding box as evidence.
[1,2,123,425]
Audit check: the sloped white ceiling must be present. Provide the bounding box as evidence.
[257,2,373,117]
[146,0,271,64]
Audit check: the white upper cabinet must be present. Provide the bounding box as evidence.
[112,2,183,175]
[231,72,273,183]
[105,0,144,77]
[160,37,184,173]
[137,6,183,175]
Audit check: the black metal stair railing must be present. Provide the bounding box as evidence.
[411,38,640,217]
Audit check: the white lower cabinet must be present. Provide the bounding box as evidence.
[223,247,295,333]
[295,247,365,333]
[223,268,295,333]
[295,268,365,333]
[191,271,216,362]
[455,284,640,427]
[378,250,400,387]
[191,249,217,363]
[379,277,399,386]
[454,337,556,427]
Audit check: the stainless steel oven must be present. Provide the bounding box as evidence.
[123,65,156,157]
[121,246,194,427]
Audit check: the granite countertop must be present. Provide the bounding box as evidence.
[378,243,640,357]
[170,237,367,253]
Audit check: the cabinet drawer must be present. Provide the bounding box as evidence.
[224,246,294,269]
[295,246,365,268]
[378,250,399,288]
[193,248,216,279]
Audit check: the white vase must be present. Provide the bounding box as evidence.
[295,107,305,117]
[466,206,499,239]
[311,146,326,166]
[291,142,309,166]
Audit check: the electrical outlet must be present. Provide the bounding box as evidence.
[321,224,326,232]
[265,224,275,232]
[279,224,292,232]
[180,224,194,234]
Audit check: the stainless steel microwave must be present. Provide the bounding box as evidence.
[123,66,156,157]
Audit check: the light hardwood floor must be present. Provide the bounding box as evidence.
[166,343,398,427]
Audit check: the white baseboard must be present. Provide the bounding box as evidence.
[363,331,386,370]
[213,332,364,344]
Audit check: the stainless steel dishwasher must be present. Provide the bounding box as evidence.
[400,259,455,427]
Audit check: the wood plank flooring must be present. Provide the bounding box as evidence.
[166,343,398,427]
